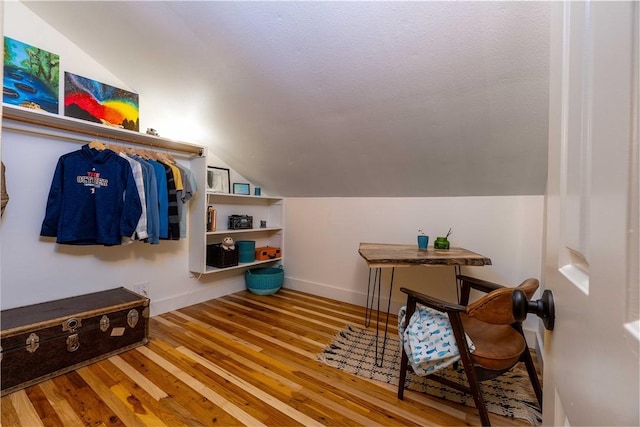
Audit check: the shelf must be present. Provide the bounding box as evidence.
[207,227,283,236]
[204,258,282,274]
[189,158,284,275]
[2,103,204,156]
[206,192,282,202]
[206,192,280,198]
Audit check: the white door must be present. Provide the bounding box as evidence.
[544,1,639,425]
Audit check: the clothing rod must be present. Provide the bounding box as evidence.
[1,105,204,156]
[3,123,197,160]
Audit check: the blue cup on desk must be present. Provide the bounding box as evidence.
[417,235,429,250]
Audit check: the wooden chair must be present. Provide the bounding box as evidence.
[397,275,543,426]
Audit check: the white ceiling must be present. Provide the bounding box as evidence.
[23,1,550,197]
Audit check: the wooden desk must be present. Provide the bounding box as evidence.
[358,243,492,268]
[358,242,492,365]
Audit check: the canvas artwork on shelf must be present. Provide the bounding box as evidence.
[3,37,60,113]
[64,72,139,131]
[207,167,230,193]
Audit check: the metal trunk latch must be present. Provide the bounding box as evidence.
[66,334,80,352]
[26,333,40,353]
[127,309,139,328]
[62,317,82,333]
[100,315,110,332]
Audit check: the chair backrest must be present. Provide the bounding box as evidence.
[465,278,539,325]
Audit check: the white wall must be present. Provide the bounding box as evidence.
[284,196,544,332]
[0,2,247,315]
[3,1,129,112]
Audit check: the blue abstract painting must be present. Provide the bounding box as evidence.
[3,37,60,113]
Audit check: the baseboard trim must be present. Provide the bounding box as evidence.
[284,276,369,306]
[148,281,245,317]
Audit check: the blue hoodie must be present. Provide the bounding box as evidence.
[40,145,142,245]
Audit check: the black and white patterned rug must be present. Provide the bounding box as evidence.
[318,324,542,425]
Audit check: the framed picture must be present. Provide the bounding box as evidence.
[233,182,250,195]
[207,167,230,193]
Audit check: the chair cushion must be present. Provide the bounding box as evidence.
[461,314,526,371]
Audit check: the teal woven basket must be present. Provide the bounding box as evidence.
[245,267,284,295]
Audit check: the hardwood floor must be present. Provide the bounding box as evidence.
[1,289,533,426]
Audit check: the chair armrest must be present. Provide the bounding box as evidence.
[457,275,504,294]
[400,287,466,313]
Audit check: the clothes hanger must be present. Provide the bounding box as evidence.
[158,150,176,164]
[156,152,172,163]
[88,140,106,150]
[103,142,119,153]
[141,149,155,160]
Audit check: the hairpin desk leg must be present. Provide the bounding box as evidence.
[368,267,394,367]
[364,265,397,366]
[364,268,380,328]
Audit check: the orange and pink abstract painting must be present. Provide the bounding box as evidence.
[64,72,139,131]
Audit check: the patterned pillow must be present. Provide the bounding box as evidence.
[398,304,475,376]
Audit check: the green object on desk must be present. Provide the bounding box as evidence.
[434,237,450,249]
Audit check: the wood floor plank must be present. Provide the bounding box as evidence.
[136,345,268,427]
[50,371,127,427]
[110,382,168,426]
[1,392,22,427]
[204,298,340,342]
[76,366,147,427]
[277,289,365,315]
[239,290,369,329]
[24,383,64,427]
[225,294,354,331]
[171,310,264,352]
[146,336,305,427]
[200,338,386,426]
[250,292,368,328]
[108,354,169,401]
[167,320,386,426]
[37,380,88,427]
[92,357,195,427]
[1,289,533,426]
[116,346,230,426]
[178,346,324,427]
[159,306,440,426]
[153,306,420,425]
[185,300,332,355]
[8,390,43,427]
[192,306,326,350]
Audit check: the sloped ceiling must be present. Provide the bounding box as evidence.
[23,1,550,197]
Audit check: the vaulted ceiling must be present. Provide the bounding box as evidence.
[23,1,550,197]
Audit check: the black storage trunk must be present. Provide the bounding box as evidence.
[0,287,149,396]
[206,244,239,268]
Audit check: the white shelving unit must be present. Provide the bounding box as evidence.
[188,177,284,274]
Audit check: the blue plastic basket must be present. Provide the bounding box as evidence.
[245,267,284,295]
